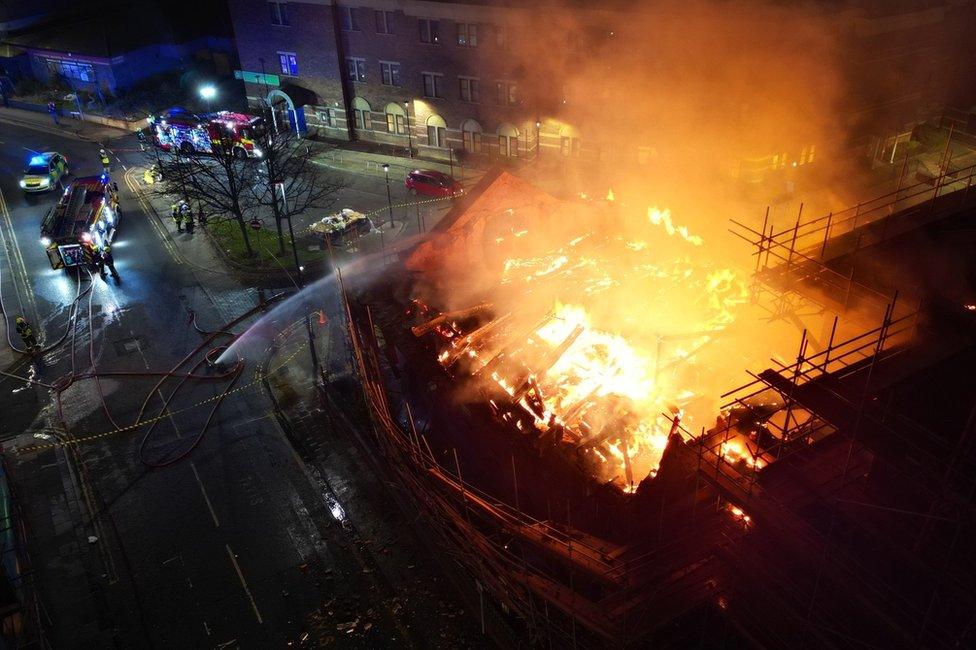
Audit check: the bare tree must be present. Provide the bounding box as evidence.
[253,128,346,255]
[152,137,261,256]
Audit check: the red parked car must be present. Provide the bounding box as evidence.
[405,169,463,198]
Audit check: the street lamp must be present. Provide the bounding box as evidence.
[403,99,413,157]
[535,119,541,160]
[278,181,322,379]
[382,163,394,227]
[199,85,217,113]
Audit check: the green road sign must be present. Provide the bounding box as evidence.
[233,70,281,87]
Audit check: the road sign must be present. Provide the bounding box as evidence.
[249,218,262,230]
[233,70,280,87]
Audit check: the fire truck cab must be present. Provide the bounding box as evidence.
[40,175,119,270]
[151,108,265,159]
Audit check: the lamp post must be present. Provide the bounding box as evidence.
[383,163,394,227]
[535,119,541,160]
[199,84,217,113]
[278,181,321,378]
[403,99,413,157]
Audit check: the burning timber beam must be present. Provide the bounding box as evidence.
[442,312,513,367]
[473,311,555,379]
[411,303,493,337]
[512,324,584,402]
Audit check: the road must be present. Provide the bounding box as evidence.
[0,120,479,648]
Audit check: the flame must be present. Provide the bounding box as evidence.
[648,206,704,246]
[423,200,752,489]
[606,188,615,201]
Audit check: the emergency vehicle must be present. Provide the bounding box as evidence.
[40,175,119,269]
[151,108,266,159]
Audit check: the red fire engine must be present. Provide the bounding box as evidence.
[40,175,119,269]
[151,108,266,159]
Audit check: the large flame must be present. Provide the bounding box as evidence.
[420,195,751,490]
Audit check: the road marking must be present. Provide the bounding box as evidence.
[225,544,263,624]
[0,188,42,339]
[190,461,220,527]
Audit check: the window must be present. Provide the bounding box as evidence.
[386,113,406,134]
[277,51,298,76]
[561,137,581,157]
[463,131,482,153]
[419,19,439,44]
[269,2,289,25]
[422,72,443,98]
[375,10,394,34]
[495,24,507,48]
[339,6,359,31]
[459,77,479,103]
[46,58,94,82]
[426,115,447,148]
[499,135,518,157]
[427,125,446,147]
[355,110,371,130]
[380,61,401,86]
[457,23,478,46]
[345,57,366,82]
[495,81,518,105]
[317,108,333,127]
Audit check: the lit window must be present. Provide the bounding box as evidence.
[345,58,366,82]
[278,52,298,76]
[457,23,478,47]
[339,6,359,31]
[419,19,439,44]
[386,113,406,134]
[318,108,333,127]
[375,10,394,34]
[422,72,443,98]
[499,135,518,157]
[380,62,401,86]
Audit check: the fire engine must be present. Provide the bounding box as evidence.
[40,175,119,270]
[151,108,266,159]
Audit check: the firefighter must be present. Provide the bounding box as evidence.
[15,316,38,351]
[172,203,184,232]
[99,148,111,173]
[197,205,207,228]
[185,208,195,234]
[179,201,191,232]
[100,245,119,279]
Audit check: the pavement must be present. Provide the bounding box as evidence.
[0,108,491,648]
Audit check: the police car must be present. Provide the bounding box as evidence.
[19,152,69,193]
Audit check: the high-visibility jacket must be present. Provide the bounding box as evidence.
[15,320,32,337]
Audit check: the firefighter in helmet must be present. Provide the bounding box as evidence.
[15,316,38,351]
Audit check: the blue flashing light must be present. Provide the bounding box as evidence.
[100,173,109,184]
[29,155,46,166]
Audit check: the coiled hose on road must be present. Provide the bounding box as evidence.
[0,253,289,467]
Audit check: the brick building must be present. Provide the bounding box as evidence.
[228,0,976,172]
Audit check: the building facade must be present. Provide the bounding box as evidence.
[229,0,976,172]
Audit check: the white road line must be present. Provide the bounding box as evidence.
[225,544,263,624]
[190,462,220,527]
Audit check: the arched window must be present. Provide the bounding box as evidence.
[426,114,447,148]
[352,97,371,131]
[497,123,519,157]
[384,102,407,135]
[461,119,483,153]
[559,124,581,158]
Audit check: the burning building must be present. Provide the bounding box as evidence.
[333,155,976,646]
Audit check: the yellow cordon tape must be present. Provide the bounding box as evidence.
[13,341,308,454]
